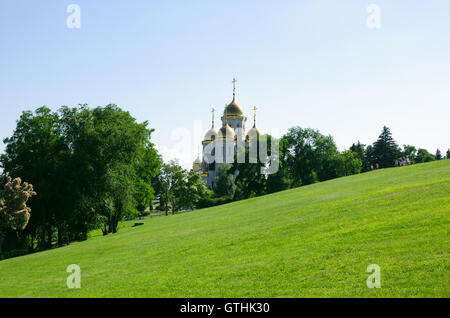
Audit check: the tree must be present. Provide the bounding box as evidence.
[350,141,373,172]
[60,105,160,236]
[447,149,450,160]
[176,170,207,211]
[283,127,340,186]
[156,161,183,215]
[155,161,205,214]
[134,140,161,215]
[435,149,442,160]
[0,177,36,256]
[372,126,400,168]
[214,164,236,198]
[335,150,362,177]
[266,136,291,193]
[231,138,267,200]
[1,106,68,249]
[363,145,375,171]
[350,141,365,162]
[415,148,435,163]
[402,145,417,162]
[1,104,161,251]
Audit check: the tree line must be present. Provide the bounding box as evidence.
[201,125,447,205]
[0,105,161,256]
[1,106,446,258]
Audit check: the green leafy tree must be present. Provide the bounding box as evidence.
[283,126,340,186]
[134,140,162,215]
[214,164,236,198]
[402,145,417,162]
[1,104,161,250]
[415,148,435,163]
[266,136,291,193]
[447,149,450,159]
[176,170,207,211]
[1,106,68,249]
[231,138,267,200]
[335,150,362,177]
[156,161,184,215]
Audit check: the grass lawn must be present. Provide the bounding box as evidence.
[0,160,449,297]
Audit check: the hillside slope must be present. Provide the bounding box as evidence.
[0,160,449,297]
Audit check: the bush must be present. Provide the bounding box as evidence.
[196,196,233,209]
[1,249,30,260]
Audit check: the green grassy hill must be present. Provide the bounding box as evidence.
[1,160,449,297]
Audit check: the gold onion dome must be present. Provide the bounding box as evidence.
[223,97,244,119]
[246,125,260,140]
[203,127,218,142]
[218,123,235,141]
[193,155,202,169]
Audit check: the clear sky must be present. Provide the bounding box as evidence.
[1,0,449,168]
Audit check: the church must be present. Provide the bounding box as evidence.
[192,79,261,189]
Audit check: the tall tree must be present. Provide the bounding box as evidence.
[231,137,267,200]
[372,126,400,168]
[350,141,369,172]
[156,161,184,215]
[435,149,442,160]
[350,141,365,162]
[283,126,340,186]
[0,106,67,249]
[1,104,161,251]
[266,137,291,193]
[214,164,236,198]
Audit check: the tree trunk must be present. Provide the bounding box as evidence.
[165,189,169,216]
[57,226,63,247]
[82,221,88,241]
[65,227,70,245]
[46,225,53,249]
[30,231,36,251]
[0,230,5,258]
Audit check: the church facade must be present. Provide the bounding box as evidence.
[192,79,260,189]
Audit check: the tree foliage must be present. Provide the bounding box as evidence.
[415,148,435,163]
[0,177,36,255]
[0,105,161,251]
[372,126,400,168]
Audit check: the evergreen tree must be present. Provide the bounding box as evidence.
[435,149,442,160]
[372,126,400,168]
[350,141,369,171]
[350,141,365,161]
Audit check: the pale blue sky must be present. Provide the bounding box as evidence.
[1,1,449,168]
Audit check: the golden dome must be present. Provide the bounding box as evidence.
[223,98,244,119]
[245,125,260,141]
[203,127,218,143]
[217,123,235,141]
[193,155,202,169]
